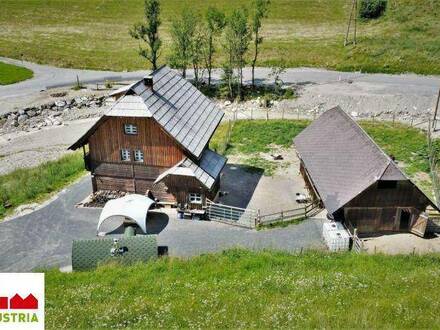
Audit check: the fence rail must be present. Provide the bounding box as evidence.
[206,201,258,228]
[258,202,321,226]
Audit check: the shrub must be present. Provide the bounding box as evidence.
[359,0,387,19]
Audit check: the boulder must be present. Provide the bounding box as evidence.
[17,114,29,123]
[27,110,36,118]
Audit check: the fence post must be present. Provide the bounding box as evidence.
[281,210,284,222]
[257,209,261,226]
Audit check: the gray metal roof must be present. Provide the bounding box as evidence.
[106,95,152,118]
[129,66,223,158]
[154,148,226,190]
[294,106,408,214]
[69,66,224,158]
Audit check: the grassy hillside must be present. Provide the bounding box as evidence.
[0,61,33,85]
[0,0,439,74]
[45,249,440,328]
[0,152,85,220]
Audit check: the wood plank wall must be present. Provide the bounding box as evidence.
[88,117,184,167]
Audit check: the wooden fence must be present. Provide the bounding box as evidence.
[257,202,321,226]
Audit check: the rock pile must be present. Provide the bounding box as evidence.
[0,95,109,133]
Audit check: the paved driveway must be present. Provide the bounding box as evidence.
[0,176,325,272]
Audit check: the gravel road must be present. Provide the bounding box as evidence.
[1,58,440,174]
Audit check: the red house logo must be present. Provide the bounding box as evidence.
[0,294,38,310]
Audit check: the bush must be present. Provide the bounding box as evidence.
[359,0,387,19]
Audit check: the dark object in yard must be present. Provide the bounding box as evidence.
[295,193,310,203]
[271,154,283,160]
[50,91,68,98]
[218,191,229,197]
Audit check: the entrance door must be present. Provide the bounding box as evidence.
[399,209,411,230]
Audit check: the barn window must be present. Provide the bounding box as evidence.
[189,193,202,204]
[134,150,144,162]
[124,124,138,135]
[121,149,131,161]
[378,180,397,189]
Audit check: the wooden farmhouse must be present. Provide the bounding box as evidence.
[294,106,439,235]
[69,66,226,209]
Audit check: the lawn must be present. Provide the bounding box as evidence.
[0,152,85,220]
[45,249,440,328]
[0,61,33,85]
[0,0,439,74]
[210,120,438,194]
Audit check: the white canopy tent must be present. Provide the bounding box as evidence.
[97,194,155,235]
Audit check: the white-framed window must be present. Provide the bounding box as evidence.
[124,124,138,135]
[134,149,144,162]
[121,149,131,161]
[189,193,202,204]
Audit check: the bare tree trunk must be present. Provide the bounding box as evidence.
[251,31,258,88]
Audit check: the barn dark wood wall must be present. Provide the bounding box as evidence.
[343,181,430,234]
[88,117,184,167]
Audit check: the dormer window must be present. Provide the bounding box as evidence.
[124,124,137,135]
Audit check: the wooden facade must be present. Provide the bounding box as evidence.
[341,181,430,234]
[83,116,221,206]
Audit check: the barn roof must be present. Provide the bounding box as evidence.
[293,106,431,214]
[69,66,224,159]
[154,148,226,190]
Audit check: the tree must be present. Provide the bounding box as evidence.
[223,8,251,99]
[129,0,161,70]
[190,24,207,88]
[169,8,198,78]
[251,0,270,88]
[204,7,226,87]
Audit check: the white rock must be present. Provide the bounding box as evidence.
[224,100,231,106]
[350,111,358,117]
[55,100,66,107]
[52,120,62,126]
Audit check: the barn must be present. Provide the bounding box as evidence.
[294,106,438,235]
[69,66,226,209]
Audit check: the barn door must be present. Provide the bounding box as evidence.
[410,213,428,237]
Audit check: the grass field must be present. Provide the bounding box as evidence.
[0,152,85,220]
[45,249,440,328]
[0,61,33,85]
[0,0,439,74]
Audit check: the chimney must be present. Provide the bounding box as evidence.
[143,74,153,90]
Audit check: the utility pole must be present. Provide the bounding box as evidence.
[344,0,358,47]
[432,88,440,131]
